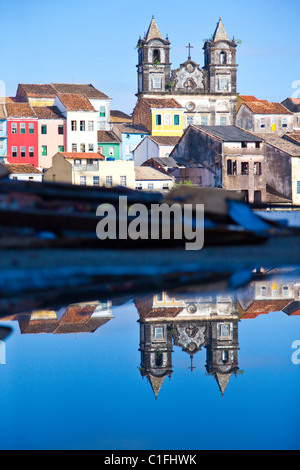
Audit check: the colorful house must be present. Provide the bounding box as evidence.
[6,102,39,167]
[97,130,121,160]
[33,106,66,169]
[112,123,150,160]
[132,97,184,137]
[0,104,7,163]
[54,93,98,154]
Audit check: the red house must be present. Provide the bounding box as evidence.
[6,102,39,167]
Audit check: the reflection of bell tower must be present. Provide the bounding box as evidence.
[139,321,173,399]
[205,320,239,396]
[137,16,171,96]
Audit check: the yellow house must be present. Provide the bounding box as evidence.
[132,97,184,137]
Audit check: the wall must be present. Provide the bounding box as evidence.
[292,156,300,205]
[38,119,66,169]
[264,143,292,200]
[72,160,136,188]
[133,137,158,166]
[7,118,39,167]
[9,173,43,182]
[151,109,184,136]
[44,153,72,184]
[0,119,7,160]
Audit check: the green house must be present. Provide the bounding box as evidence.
[97,130,121,160]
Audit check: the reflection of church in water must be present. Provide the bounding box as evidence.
[135,292,240,398]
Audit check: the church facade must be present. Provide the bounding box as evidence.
[135,16,238,129]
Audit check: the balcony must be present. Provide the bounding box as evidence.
[73,164,99,172]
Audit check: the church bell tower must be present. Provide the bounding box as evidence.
[137,16,171,96]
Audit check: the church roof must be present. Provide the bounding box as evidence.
[212,17,230,42]
[145,16,162,41]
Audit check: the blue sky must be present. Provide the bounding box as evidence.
[1,0,299,114]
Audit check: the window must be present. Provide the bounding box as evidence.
[29,147,34,157]
[41,125,47,135]
[201,116,208,126]
[260,117,265,128]
[283,286,289,296]
[227,159,232,175]
[42,146,47,156]
[58,146,64,152]
[135,183,142,190]
[100,106,106,117]
[255,142,261,149]
[187,116,194,126]
[220,115,227,126]
[80,144,86,152]
[20,146,26,158]
[154,327,164,340]
[241,162,249,175]
[93,176,100,186]
[58,125,64,135]
[254,190,261,204]
[164,114,171,125]
[174,114,180,126]
[20,123,26,134]
[98,146,103,154]
[79,176,86,186]
[71,121,77,131]
[152,76,161,89]
[254,162,262,175]
[120,176,127,186]
[219,324,230,338]
[153,49,160,63]
[11,123,17,134]
[297,181,300,194]
[156,114,162,126]
[12,146,17,157]
[29,123,34,134]
[88,144,94,152]
[106,176,113,187]
[261,286,266,296]
[80,121,85,131]
[108,146,115,156]
[219,78,228,90]
[220,51,226,64]
[72,143,77,152]
[88,121,94,131]
[125,145,131,156]
[148,183,154,190]
[282,117,288,128]
[0,122,3,132]
[156,293,163,302]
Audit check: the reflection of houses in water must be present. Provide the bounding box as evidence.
[135,292,239,398]
[237,274,300,319]
[5,301,113,335]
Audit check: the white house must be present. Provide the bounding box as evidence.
[54,93,98,154]
[5,163,43,182]
[134,166,174,191]
[133,135,180,166]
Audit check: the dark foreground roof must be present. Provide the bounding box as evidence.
[195,125,263,142]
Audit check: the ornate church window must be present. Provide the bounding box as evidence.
[153,49,160,63]
[152,76,162,89]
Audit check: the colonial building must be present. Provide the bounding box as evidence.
[135,292,239,398]
[281,98,300,131]
[134,166,174,191]
[0,104,7,163]
[97,130,121,160]
[44,151,136,188]
[235,100,294,135]
[33,106,66,169]
[133,135,180,166]
[135,17,238,128]
[54,93,98,154]
[112,123,150,160]
[170,125,266,203]
[4,163,43,182]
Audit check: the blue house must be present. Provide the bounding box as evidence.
[0,104,7,163]
[112,123,150,160]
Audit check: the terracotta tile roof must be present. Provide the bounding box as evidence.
[52,83,110,100]
[17,84,57,98]
[56,93,95,112]
[97,130,120,143]
[244,101,292,115]
[149,136,180,146]
[4,96,22,103]
[135,166,173,180]
[243,299,291,318]
[61,152,104,160]
[5,164,42,174]
[0,104,5,119]
[142,97,183,109]
[239,95,268,103]
[114,123,149,134]
[5,102,36,118]
[32,106,65,120]
[110,110,132,123]
[142,307,183,319]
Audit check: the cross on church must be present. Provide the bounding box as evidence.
[186,43,193,60]
[188,355,196,372]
